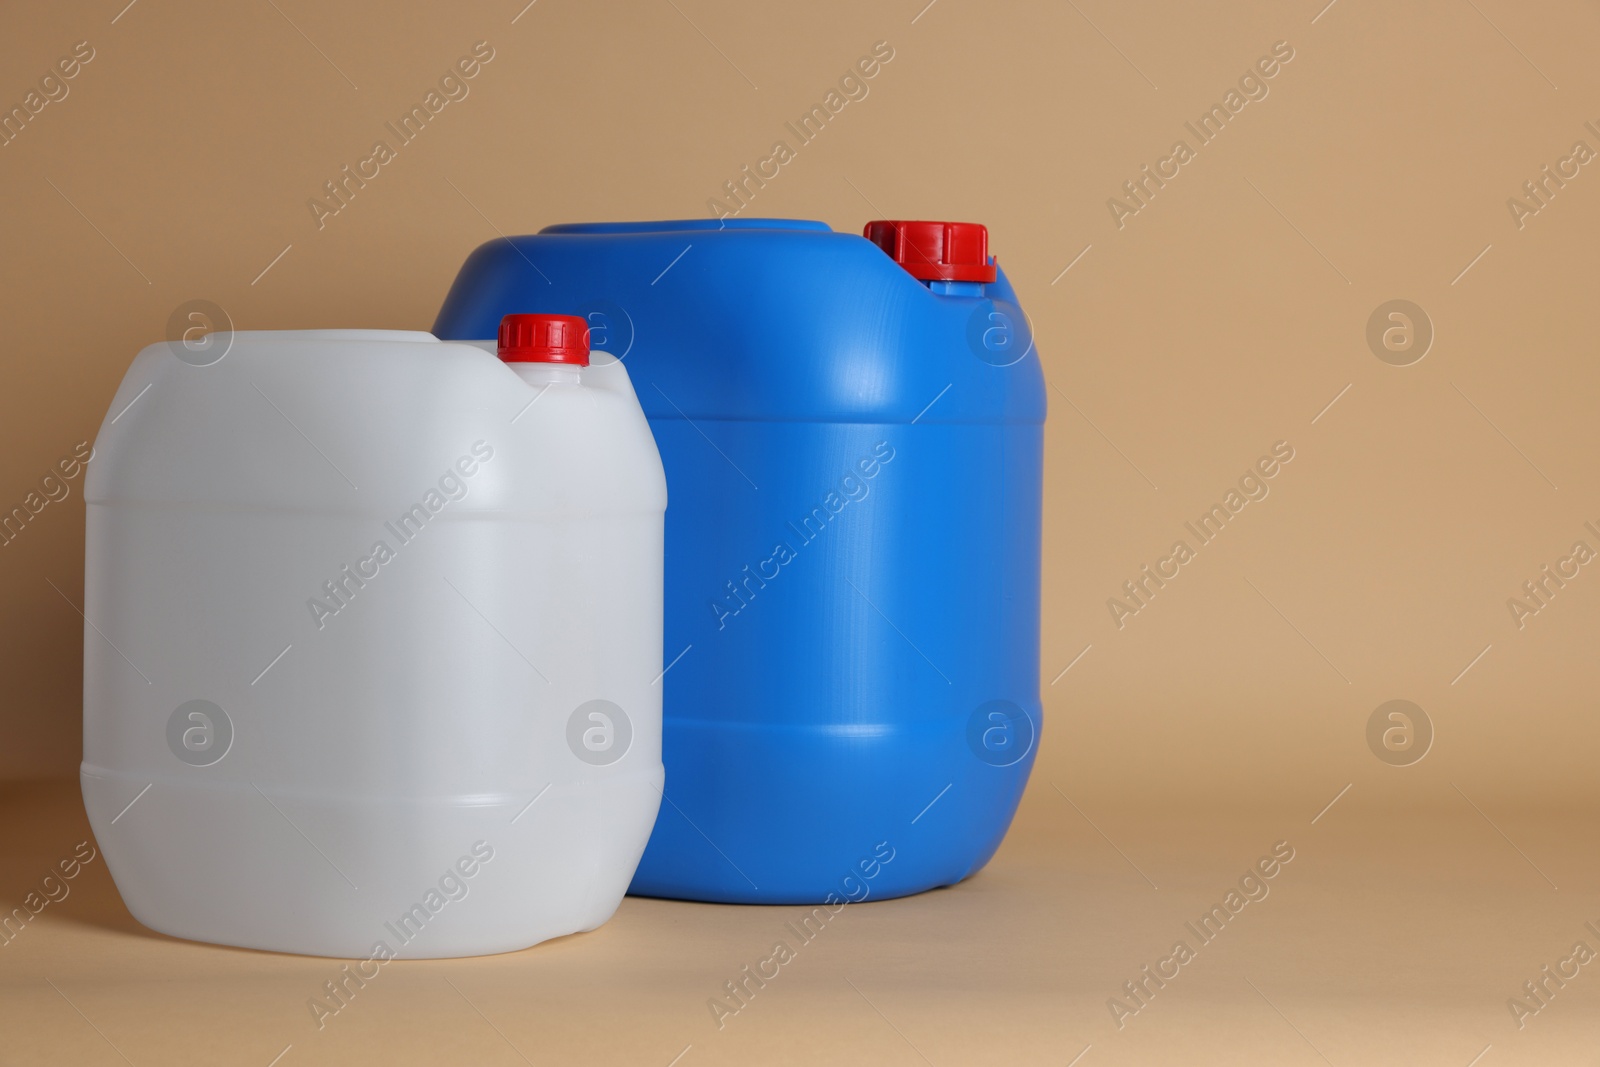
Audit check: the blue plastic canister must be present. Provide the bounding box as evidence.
[435,218,1045,904]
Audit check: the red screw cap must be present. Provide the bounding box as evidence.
[863,220,997,283]
[498,313,590,366]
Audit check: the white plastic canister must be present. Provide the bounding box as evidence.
[82,322,665,958]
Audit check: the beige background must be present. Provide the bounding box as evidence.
[2,0,1598,1063]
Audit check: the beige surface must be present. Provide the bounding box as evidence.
[4,781,1598,1065]
[2,0,1598,1062]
